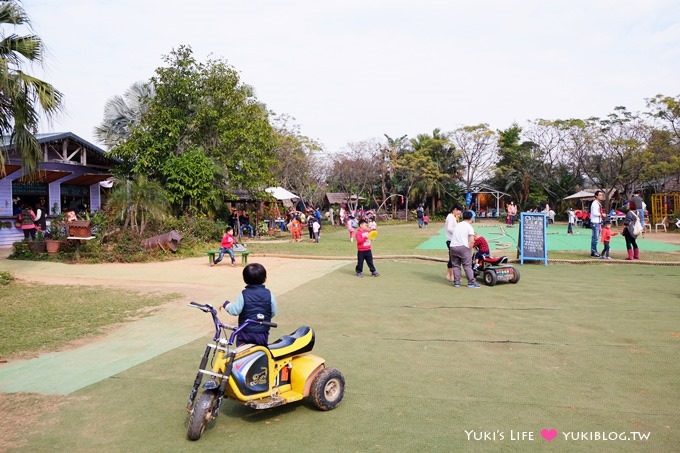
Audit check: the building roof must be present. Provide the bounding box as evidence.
[2,131,118,167]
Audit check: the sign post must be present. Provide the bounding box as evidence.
[518,212,548,265]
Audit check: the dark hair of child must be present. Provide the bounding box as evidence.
[462,210,473,220]
[358,219,367,226]
[226,226,233,233]
[449,203,463,213]
[243,263,267,285]
[603,220,611,226]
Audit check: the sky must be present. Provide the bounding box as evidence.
[21,0,680,154]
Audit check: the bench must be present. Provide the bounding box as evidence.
[205,248,250,265]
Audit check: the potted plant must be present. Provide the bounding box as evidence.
[29,230,47,253]
[45,214,66,255]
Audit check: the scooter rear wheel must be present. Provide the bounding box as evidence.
[310,367,345,411]
[187,390,218,441]
[510,267,520,283]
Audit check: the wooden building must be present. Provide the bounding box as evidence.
[1,132,116,247]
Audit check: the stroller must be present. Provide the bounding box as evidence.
[473,250,520,286]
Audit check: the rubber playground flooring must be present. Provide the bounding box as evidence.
[416,223,680,253]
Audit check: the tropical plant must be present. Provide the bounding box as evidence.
[46,212,65,240]
[0,0,63,175]
[410,129,459,212]
[381,134,409,215]
[106,175,169,236]
[395,149,445,219]
[94,80,154,149]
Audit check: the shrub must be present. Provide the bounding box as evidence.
[162,215,222,242]
[0,271,14,285]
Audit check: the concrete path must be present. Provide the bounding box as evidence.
[0,253,350,394]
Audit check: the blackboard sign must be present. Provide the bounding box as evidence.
[518,213,548,265]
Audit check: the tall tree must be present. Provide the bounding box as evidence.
[271,114,326,206]
[447,124,497,193]
[94,81,154,149]
[395,149,445,220]
[559,108,649,207]
[110,46,276,213]
[0,0,63,174]
[326,140,381,211]
[493,124,542,207]
[643,94,680,189]
[523,119,582,206]
[410,128,458,212]
[381,134,409,215]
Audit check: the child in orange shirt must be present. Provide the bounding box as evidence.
[290,216,302,242]
[600,221,618,260]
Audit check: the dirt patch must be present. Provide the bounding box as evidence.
[0,393,70,451]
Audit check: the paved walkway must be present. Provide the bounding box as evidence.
[0,253,349,394]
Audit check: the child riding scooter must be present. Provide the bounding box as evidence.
[472,235,520,286]
[186,264,345,441]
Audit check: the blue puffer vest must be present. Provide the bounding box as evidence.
[239,285,273,333]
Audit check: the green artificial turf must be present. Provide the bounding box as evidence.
[417,223,680,253]
[13,261,680,452]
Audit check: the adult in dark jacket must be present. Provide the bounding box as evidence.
[622,200,640,260]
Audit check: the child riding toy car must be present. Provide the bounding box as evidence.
[185,302,345,441]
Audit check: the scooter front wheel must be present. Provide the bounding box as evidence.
[483,270,497,286]
[187,390,218,441]
[310,367,345,411]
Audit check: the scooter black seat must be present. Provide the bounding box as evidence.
[268,326,315,359]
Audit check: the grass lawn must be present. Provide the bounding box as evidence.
[0,281,176,360]
[2,222,679,452]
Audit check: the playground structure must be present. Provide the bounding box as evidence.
[651,193,679,228]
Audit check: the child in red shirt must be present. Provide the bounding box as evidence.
[472,235,490,269]
[355,219,379,277]
[212,227,236,266]
[600,221,618,260]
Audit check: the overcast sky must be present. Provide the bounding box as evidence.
[24,0,680,153]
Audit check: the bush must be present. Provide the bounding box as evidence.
[0,271,14,285]
[162,215,222,243]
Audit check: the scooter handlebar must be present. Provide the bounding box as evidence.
[188,302,213,313]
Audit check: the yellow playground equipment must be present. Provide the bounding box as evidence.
[650,193,679,228]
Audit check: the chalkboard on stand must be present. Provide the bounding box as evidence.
[518,212,548,265]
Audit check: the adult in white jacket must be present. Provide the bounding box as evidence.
[445,203,464,281]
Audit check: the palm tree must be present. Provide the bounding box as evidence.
[382,134,408,216]
[0,0,63,175]
[94,81,154,149]
[106,175,169,236]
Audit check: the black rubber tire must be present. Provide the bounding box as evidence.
[511,267,521,284]
[310,367,345,411]
[483,270,497,286]
[187,390,218,441]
